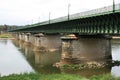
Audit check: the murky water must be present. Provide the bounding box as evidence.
[0,39,120,77]
[111,40,120,77]
[0,39,34,76]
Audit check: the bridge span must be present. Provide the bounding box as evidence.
[10,3,120,66]
[10,3,120,35]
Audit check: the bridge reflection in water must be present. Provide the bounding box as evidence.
[13,39,61,74]
[12,39,120,77]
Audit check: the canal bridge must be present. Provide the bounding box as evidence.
[10,4,120,66]
[10,4,120,35]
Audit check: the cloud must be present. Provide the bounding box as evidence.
[0,0,119,25]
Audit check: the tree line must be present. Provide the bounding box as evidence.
[0,24,19,33]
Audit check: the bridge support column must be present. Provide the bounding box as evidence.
[24,33,31,43]
[18,33,25,41]
[33,33,43,51]
[27,33,35,45]
[13,33,19,39]
[41,34,61,52]
[33,34,61,52]
[22,33,33,46]
[61,34,112,65]
[18,33,21,40]
[34,34,43,47]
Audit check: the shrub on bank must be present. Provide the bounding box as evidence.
[59,60,120,70]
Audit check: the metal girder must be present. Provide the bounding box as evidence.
[9,12,120,36]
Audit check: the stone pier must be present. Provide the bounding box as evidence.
[61,34,112,65]
[15,33,112,65]
[13,32,19,39]
[16,33,61,52]
[18,33,25,41]
[40,34,61,52]
[24,33,30,43]
[33,33,44,51]
[33,34,61,52]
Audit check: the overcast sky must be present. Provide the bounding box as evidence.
[0,0,120,25]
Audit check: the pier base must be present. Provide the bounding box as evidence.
[61,35,112,65]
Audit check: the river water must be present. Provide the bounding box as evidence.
[0,39,120,77]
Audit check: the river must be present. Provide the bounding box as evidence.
[0,39,120,77]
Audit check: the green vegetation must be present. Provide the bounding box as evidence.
[90,74,120,80]
[0,73,120,80]
[61,63,105,70]
[0,73,84,80]
[0,34,13,38]
[0,24,18,31]
[60,60,120,70]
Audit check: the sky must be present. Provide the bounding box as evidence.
[0,0,120,26]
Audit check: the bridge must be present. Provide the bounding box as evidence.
[10,4,120,66]
[10,3,120,35]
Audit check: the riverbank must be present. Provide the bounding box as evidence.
[0,73,120,80]
[0,33,13,39]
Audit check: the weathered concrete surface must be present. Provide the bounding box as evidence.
[34,34,61,52]
[61,35,111,64]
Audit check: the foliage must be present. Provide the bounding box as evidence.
[61,60,120,70]
[61,63,104,70]
[0,73,120,80]
[0,24,19,33]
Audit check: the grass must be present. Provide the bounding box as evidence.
[0,73,120,80]
[0,33,13,38]
[0,73,84,80]
[90,74,120,80]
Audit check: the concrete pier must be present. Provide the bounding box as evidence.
[33,34,61,52]
[61,35,112,65]
[33,33,44,51]
[16,33,61,52]
[24,33,30,43]
[18,33,25,41]
[38,34,61,52]
[15,33,112,65]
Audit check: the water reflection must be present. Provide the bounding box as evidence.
[0,39,120,77]
[112,41,120,61]
[0,39,34,76]
[12,40,61,74]
[33,51,61,74]
[12,39,120,77]
[0,39,7,45]
[111,39,120,77]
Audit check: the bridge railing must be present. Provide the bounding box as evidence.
[115,3,120,11]
[54,3,120,22]
[70,6,113,20]
[34,3,120,26]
